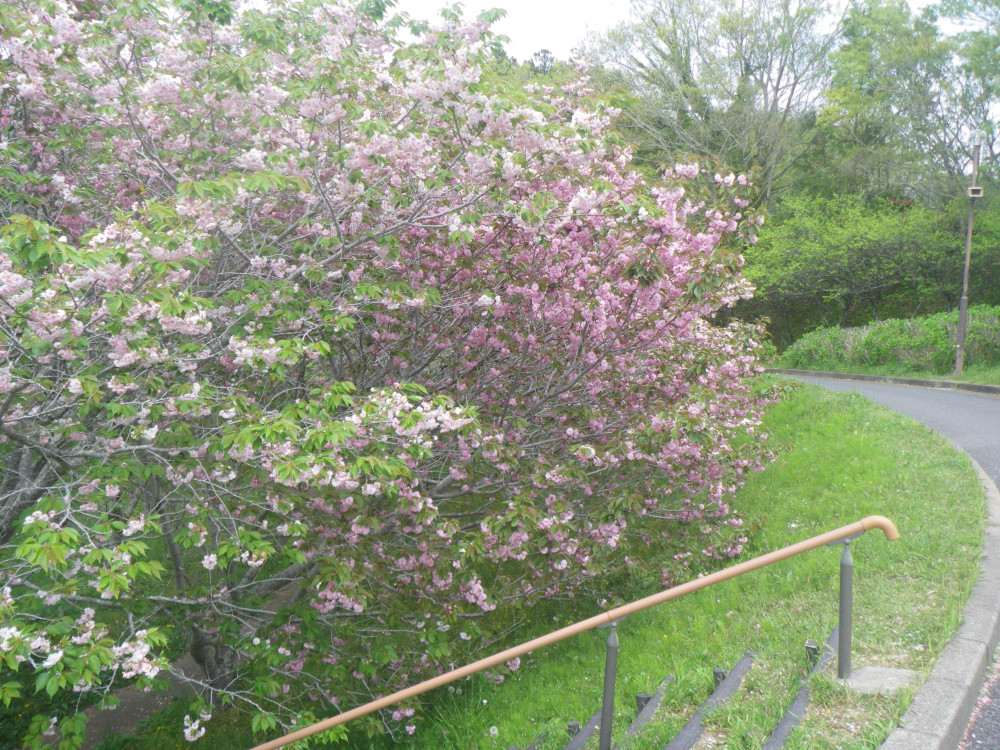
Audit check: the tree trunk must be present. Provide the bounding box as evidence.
[189,627,240,697]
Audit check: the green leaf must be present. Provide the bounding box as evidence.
[0,681,22,707]
[251,712,277,733]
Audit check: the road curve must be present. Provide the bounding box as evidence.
[790,375,1000,750]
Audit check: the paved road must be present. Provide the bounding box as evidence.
[794,376,1000,748]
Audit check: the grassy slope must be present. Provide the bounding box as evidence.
[92,384,986,750]
[395,384,984,750]
[780,362,1000,387]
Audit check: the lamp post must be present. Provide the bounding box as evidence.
[954,130,987,377]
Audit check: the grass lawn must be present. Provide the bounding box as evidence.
[91,383,986,750]
[774,362,1000,387]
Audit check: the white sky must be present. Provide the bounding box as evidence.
[392,0,633,62]
[391,1,968,64]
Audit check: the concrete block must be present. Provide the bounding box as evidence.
[878,725,947,750]
[897,674,976,748]
[845,666,917,695]
[926,636,988,689]
[957,598,1000,649]
[967,558,1000,602]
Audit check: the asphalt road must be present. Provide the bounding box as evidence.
[793,376,1000,748]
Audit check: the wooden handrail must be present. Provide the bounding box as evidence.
[250,515,898,750]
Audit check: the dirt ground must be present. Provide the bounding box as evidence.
[78,654,200,750]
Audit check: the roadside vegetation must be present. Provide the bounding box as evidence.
[590,0,1000,351]
[89,383,986,750]
[777,305,1000,384]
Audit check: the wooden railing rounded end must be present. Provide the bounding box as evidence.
[861,515,899,541]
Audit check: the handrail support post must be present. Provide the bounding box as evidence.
[838,539,854,679]
[598,621,619,750]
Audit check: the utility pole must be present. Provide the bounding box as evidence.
[954,133,986,377]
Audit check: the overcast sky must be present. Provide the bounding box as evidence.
[392,0,633,62]
[391,1,968,63]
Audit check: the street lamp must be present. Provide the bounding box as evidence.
[953,130,988,377]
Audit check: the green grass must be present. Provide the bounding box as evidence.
[941,364,1000,386]
[778,360,1000,387]
[90,384,986,750]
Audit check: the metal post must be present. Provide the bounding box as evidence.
[954,138,983,376]
[838,540,853,679]
[598,622,619,750]
[805,639,819,669]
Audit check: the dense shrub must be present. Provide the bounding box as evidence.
[735,194,1000,348]
[778,305,1000,374]
[744,196,956,336]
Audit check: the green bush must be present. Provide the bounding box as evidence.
[777,305,1000,375]
[776,328,847,370]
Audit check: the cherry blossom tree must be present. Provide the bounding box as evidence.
[0,0,771,745]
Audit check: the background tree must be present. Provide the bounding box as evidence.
[938,0,1000,188]
[588,0,844,202]
[795,0,991,204]
[742,195,968,344]
[678,0,1000,347]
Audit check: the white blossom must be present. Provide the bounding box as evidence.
[183,715,206,742]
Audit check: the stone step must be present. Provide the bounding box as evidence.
[505,678,674,750]
[763,628,838,749]
[662,652,756,750]
[614,676,674,749]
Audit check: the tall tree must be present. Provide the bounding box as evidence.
[800,0,990,204]
[588,0,844,202]
[938,0,1000,182]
